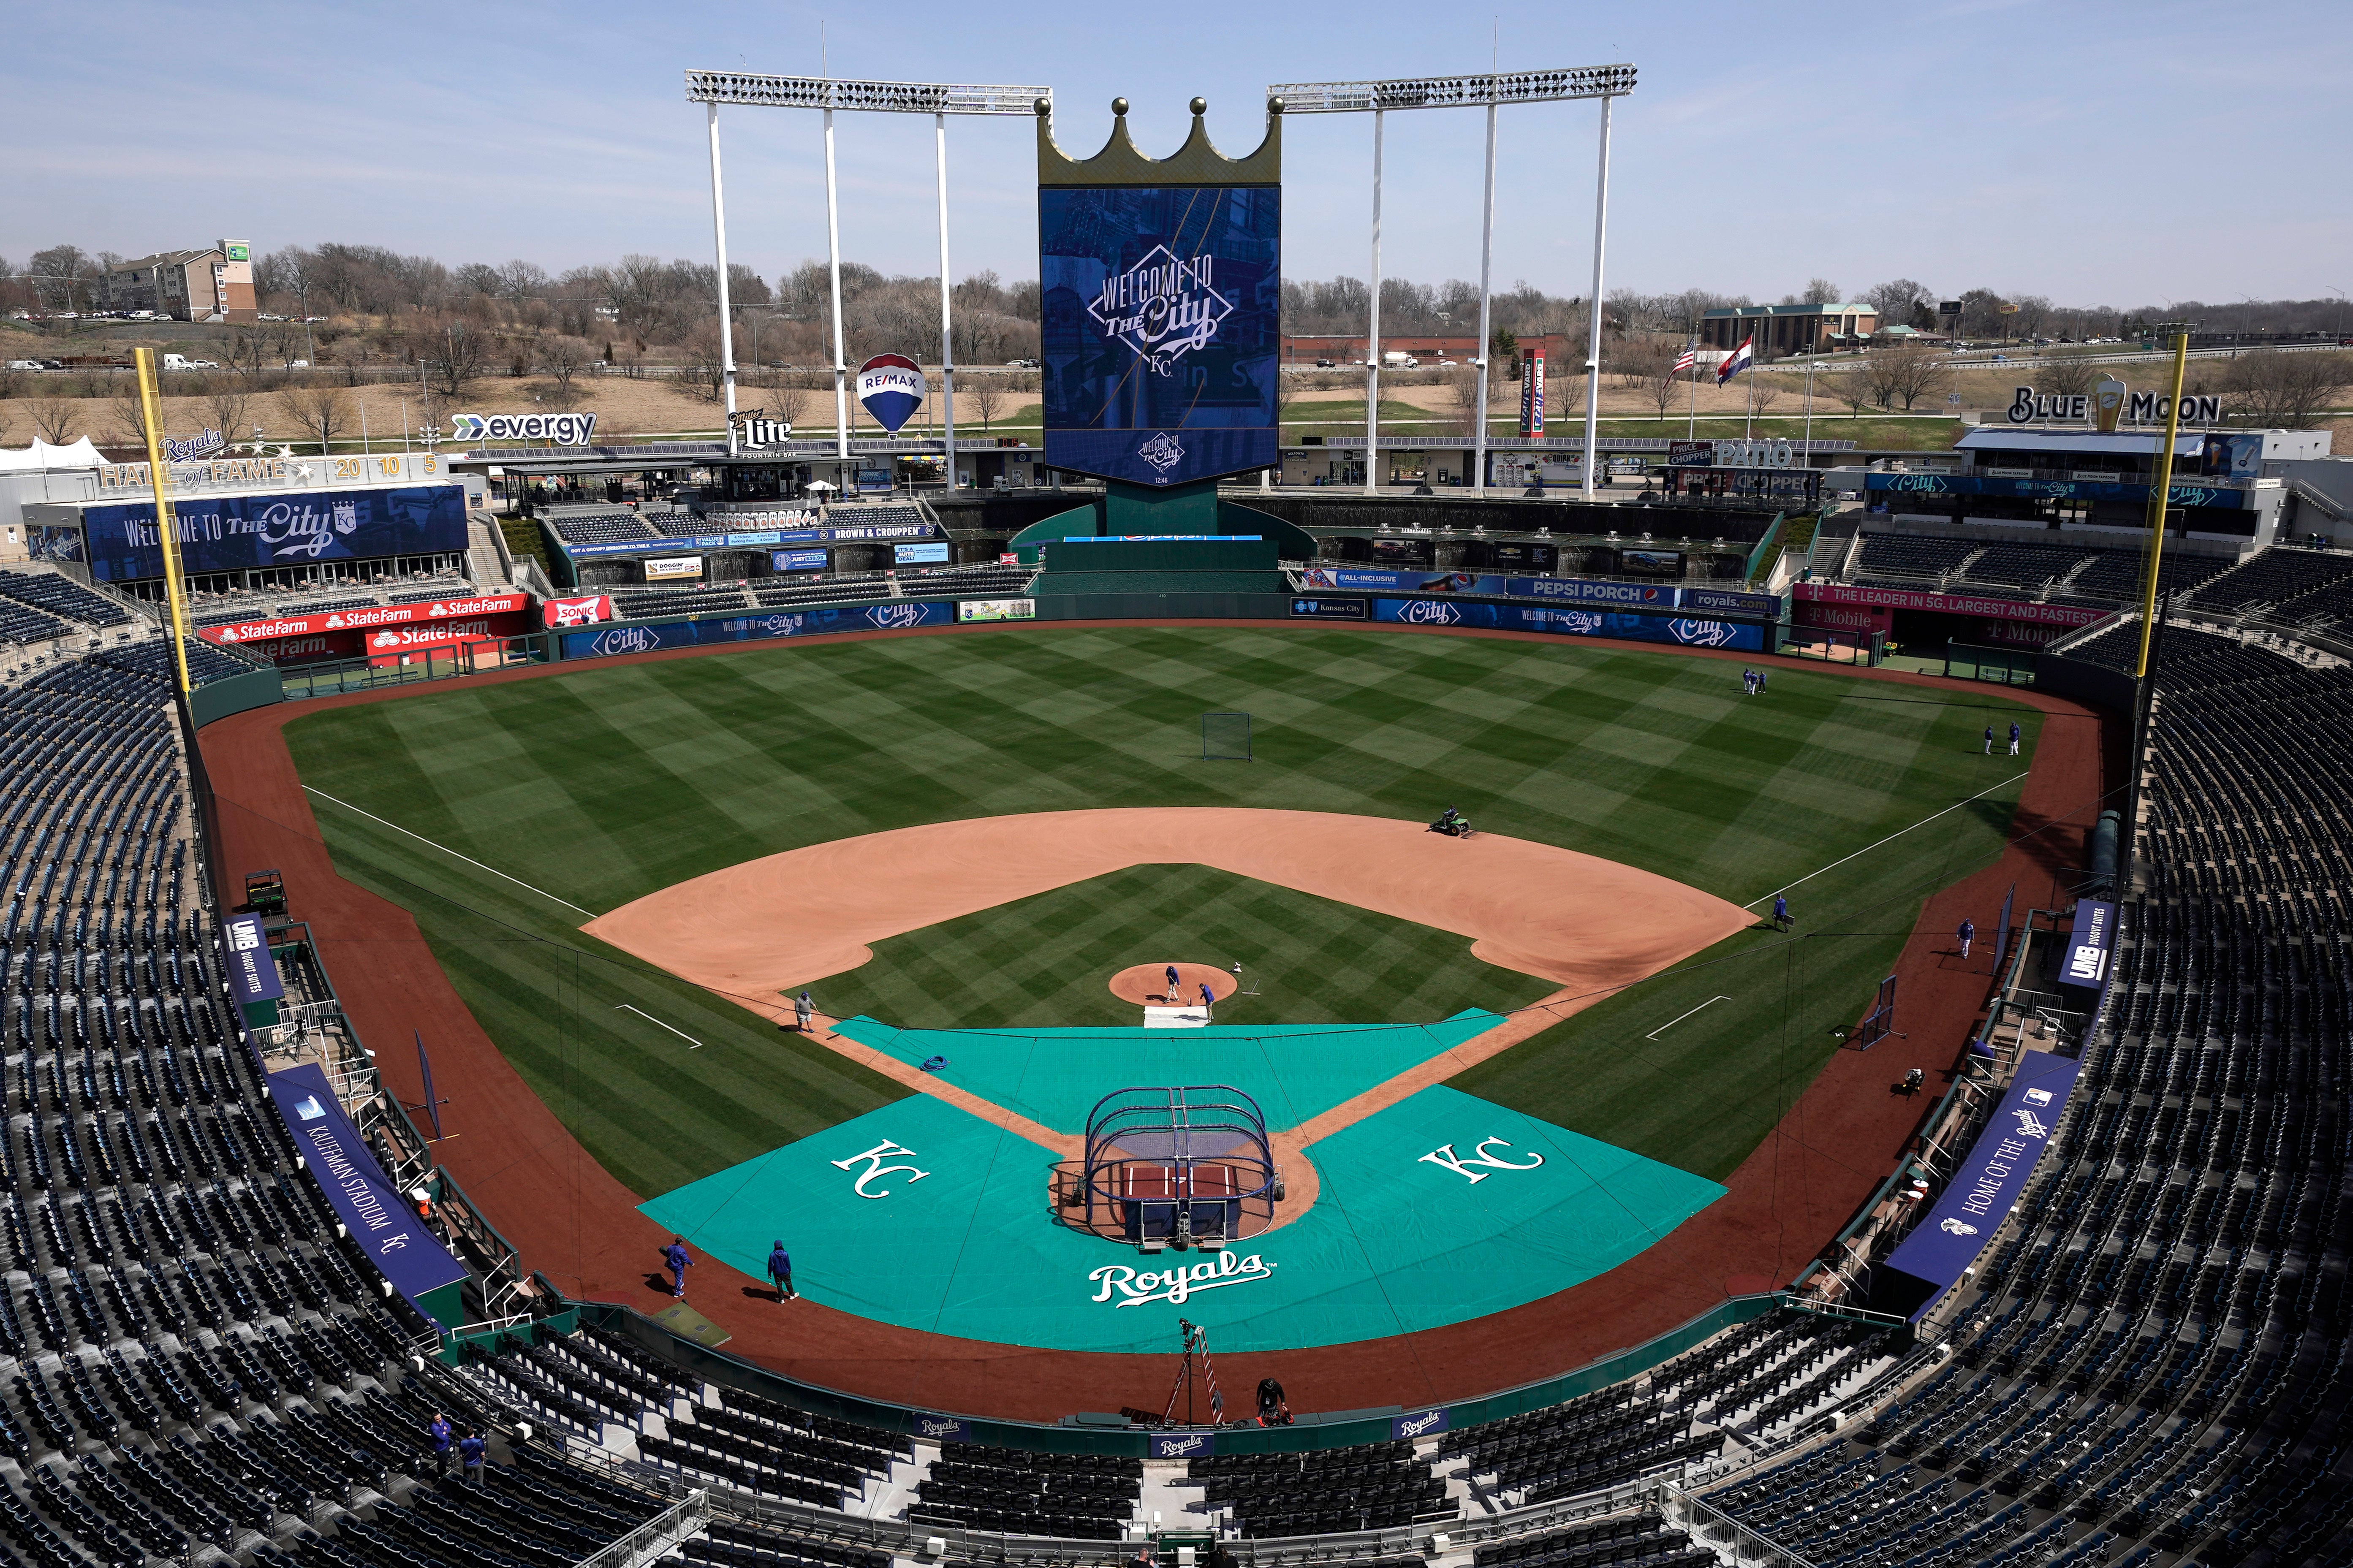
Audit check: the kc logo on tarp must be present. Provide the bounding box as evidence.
[1419,1137,1546,1185]
[831,1139,929,1199]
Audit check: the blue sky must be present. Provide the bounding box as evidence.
[5,0,2346,307]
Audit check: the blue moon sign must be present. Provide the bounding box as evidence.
[856,354,926,432]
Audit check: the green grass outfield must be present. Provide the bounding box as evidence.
[280,626,2041,1197]
[813,865,1559,1029]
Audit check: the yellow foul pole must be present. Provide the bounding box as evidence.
[131,348,194,696]
[2132,333,2191,679]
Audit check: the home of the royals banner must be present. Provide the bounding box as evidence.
[1037,96,1281,488]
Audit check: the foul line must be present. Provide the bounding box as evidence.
[615,1004,703,1049]
[303,787,598,918]
[1645,995,1732,1040]
[1743,770,2030,909]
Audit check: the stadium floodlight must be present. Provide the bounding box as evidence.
[1265,65,1636,113]
[1266,65,1636,501]
[684,72,1051,469]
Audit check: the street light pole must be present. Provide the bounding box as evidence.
[1364,108,1383,497]
[706,101,741,455]
[1579,90,1614,501]
[1470,97,1497,497]
[935,110,959,490]
[824,107,850,469]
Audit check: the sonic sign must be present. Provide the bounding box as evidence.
[1038,99,1281,487]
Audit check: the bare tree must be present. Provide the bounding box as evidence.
[1872,344,1956,411]
[109,396,155,450]
[277,385,350,455]
[1746,377,1788,418]
[763,380,812,430]
[26,399,79,444]
[206,385,255,448]
[537,336,592,400]
[2222,350,2353,429]
[2036,353,2102,401]
[968,376,1008,431]
[1443,366,1502,439]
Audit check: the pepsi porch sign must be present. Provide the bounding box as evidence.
[856,355,926,433]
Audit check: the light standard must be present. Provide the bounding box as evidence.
[2331,287,2349,342]
[2235,294,2255,356]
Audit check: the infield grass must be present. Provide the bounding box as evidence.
[812,865,1558,1030]
[278,626,2048,1196]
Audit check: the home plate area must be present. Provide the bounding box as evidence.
[640,1019,1723,1356]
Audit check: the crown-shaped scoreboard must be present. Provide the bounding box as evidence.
[1037,97,1283,491]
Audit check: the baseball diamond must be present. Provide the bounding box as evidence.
[199,618,2106,1421]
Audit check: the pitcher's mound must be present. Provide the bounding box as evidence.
[1110,963,1239,1006]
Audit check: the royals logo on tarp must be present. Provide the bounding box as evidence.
[915,1416,970,1443]
[855,355,926,433]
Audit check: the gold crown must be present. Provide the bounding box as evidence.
[1038,95,1280,187]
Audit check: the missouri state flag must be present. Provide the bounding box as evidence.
[1715,335,1753,385]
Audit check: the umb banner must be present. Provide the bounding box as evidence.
[222,914,284,1004]
[1041,186,1280,487]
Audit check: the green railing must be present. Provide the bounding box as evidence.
[1941,641,2036,685]
[278,634,552,699]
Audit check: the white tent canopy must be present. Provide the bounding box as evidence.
[0,437,108,474]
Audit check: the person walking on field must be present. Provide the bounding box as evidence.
[768,1240,796,1302]
[1983,725,1995,754]
[1773,894,1791,933]
[2009,721,2022,756]
[1165,963,1181,1003]
[1958,917,1976,961]
[1756,667,1768,694]
[663,1237,691,1299]
[795,991,815,1033]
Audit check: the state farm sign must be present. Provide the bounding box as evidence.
[197,592,531,646]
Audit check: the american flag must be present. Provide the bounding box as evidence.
[1671,344,1697,376]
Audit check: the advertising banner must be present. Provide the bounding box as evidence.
[2061,899,2116,988]
[358,614,522,662]
[1795,600,1894,636]
[856,355,926,433]
[1300,568,1503,594]
[1874,1052,2082,1319]
[894,542,952,565]
[1796,581,2108,629]
[222,914,285,1004]
[1374,599,1767,651]
[265,1063,468,1313]
[1041,185,1280,486]
[1148,1431,1216,1461]
[1680,586,1781,617]
[1505,576,1679,609]
[1866,472,2244,509]
[912,1415,971,1445]
[1295,570,1776,618]
[573,520,934,559]
[1667,440,1716,467]
[1519,353,1544,437]
[541,595,612,629]
[774,550,830,572]
[957,599,1035,622]
[644,556,703,580]
[78,484,469,583]
[200,590,531,646]
[1290,596,1369,619]
[560,600,955,659]
[449,412,598,446]
[1393,1408,1451,1442]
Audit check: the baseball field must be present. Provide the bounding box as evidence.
[280,622,2043,1214]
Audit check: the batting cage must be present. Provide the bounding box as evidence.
[1201,711,1253,762]
[1057,1084,1281,1250]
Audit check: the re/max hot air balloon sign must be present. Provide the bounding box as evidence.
[856,354,926,432]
